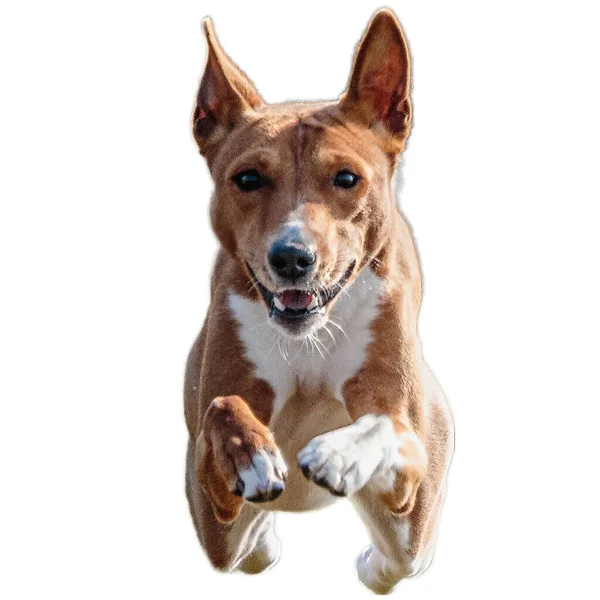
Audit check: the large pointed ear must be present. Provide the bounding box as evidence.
[192,18,263,156]
[340,9,412,155]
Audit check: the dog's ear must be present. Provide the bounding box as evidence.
[192,18,263,157]
[340,9,412,155]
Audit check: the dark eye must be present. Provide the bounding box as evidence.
[232,169,264,192]
[333,170,360,189]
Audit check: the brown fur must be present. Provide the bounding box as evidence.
[184,8,454,585]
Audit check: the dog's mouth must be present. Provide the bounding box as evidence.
[246,262,356,322]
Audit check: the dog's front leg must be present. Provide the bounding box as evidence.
[198,395,288,524]
[297,408,426,515]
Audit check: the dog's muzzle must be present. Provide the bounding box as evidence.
[246,262,356,336]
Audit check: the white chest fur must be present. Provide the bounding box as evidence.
[228,267,384,426]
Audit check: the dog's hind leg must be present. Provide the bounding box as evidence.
[351,477,447,594]
[297,414,445,593]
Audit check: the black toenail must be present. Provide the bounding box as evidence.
[270,481,284,500]
[233,479,244,496]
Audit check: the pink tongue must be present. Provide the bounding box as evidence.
[278,290,313,310]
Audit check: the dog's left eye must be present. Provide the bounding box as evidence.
[232,169,264,192]
[333,170,360,189]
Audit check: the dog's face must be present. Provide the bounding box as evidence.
[193,11,412,338]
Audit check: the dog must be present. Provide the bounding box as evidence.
[184,8,454,594]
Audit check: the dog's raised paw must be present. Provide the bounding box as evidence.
[234,447,287,503]
[297,419,386,496]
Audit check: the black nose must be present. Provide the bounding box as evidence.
[268,240,316,280]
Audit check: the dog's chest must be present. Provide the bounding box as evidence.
[228,268,383,425]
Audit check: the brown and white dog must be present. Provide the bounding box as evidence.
[184,9,454,594]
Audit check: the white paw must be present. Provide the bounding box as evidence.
[297,415,395,496]
[234,447,288,503]
[237,524,282,574]
[357,545,404,595]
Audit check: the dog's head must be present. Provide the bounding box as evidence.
[193,10,412,338]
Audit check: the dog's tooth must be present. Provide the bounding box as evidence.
[273,296,285,311]
[307,295,318,310]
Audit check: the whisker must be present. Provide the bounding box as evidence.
[246,278,262,296]
[363,252,383,267]
[289,339,305,363]
[281,337,291,362]
[334,281,352,299]
[264,337,280,361]
[313,335,330,358]
[310,336,320,358]
[277,337,285,360]
[309,332,327,359]
[322,324,337,345]
[329,318,349,340]
[315,342,326,359]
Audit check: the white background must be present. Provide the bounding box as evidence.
[1,1,599,598]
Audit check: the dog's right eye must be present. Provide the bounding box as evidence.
[232,169,263,192]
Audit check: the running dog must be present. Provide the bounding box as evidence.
[184,9,454,594]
